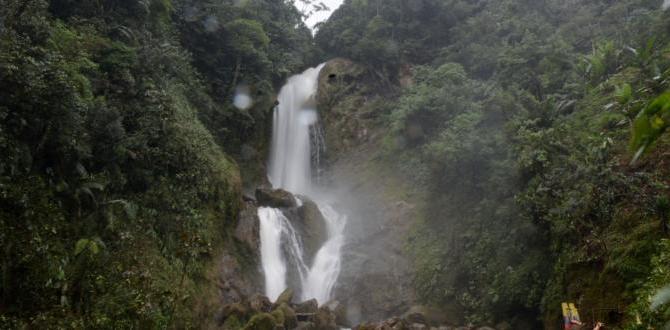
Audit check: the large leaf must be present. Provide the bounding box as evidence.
[74,238,101,255]
[630,92,670,162]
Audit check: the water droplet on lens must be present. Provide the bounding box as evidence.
[233,85,253,110]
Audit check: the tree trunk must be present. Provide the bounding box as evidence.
[231,56,242,94]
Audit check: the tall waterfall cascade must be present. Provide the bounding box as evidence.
[258,64,347,304]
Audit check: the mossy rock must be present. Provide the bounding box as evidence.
[256,188,296,208]
[270,309,285,327]
[276,303,298,329]
[242,313,277,330]
[274,288,294,306]
[295,298,318,314]
[222,315,243,330]
[315,307,338,330]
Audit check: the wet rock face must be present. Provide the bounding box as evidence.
[215,200,263,308]
[235,201,260,250]
[249,294,272,313]
[316,58,372,158]
[293,198,329,264]
[255,188,297,208]
[217,253,258,306]
[317,58,366,107]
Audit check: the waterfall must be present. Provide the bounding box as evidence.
[268,64,324,194]
[300,202,346,303]
[258,208,288,300]
[258,207,309,300]
[258,64,347,304]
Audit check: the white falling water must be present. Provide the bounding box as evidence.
[258,207,309,301]
[259,64,347,304]
[258,207,288,300]
[268,64,325,195]
[300,202,347,303]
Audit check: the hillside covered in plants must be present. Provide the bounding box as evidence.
[0,0,314,327]
[2,0,670,329]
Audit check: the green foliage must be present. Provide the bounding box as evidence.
[631,92,670,162]
[396,65,548,325]
[316,0,454,72]
[74,238,102,256]
[0,0,306,326]
[226,18,270,55]
[334,0,670,327]
[583,41,622,84]
[173,0,316,156]
[625,240,670,330]
[616,83,634,105]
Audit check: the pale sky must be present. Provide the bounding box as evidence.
[294,0,344,31]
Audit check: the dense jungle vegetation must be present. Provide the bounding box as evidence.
[317,0,670,328]
[2,0,670,328]
[0,0,314,327]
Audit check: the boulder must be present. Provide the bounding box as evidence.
[294,199,329,263]
[404,305,456,326]
[255,188,296,208]
[276,303,298,329]
[274,288,294,306]
[323,300,349,327]
[249,294,272,313]
[405,311,428,325]
[315,306,338,330]
[243,313,277,330]
[386,317,407,329]
[409,323,428,330]
[295,298,319,315]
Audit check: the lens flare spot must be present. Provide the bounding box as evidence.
[233,86,253,110]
